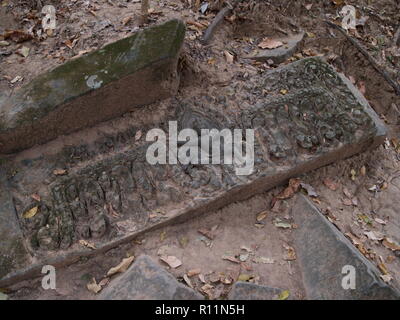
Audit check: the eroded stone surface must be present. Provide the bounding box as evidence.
[293,195,400,300]
[0,57,387,285]
[0,19,185,154]
[98,255,204,300]
[228,282,287,300]
[0,169,30,279]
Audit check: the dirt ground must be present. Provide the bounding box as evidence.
[1,0,400,299]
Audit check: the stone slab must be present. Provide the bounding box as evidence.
[228,282,287,300]
[98,255,204,300]
[0,57,387,286]
[0,19,186,154]
[293,194,400,300]
[245,33,304,64]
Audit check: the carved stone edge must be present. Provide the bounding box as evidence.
[293,194,400,299]
[0,131,386,287]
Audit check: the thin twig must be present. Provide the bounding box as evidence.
[325,20,400,96]
[393,25,400,47]
[140,0,150,25]
[202,6,232,45]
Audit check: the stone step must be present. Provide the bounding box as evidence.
[0,57,387,287]
[98,255,203,300]
[292,194,400,300]
[0,19,185,154]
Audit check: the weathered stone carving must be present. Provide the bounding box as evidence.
[0,57,386,285]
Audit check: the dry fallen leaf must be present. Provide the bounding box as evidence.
[364,231,383,241]
[343,187,352,199]
[209,273,221,284]
[278,290,290,300]
[122,16,132,26]
[160,256,182,269]
[53,169,67,176]
[382,238,400,251]
[186,20,206,30]
[198,228,216,240]
[358,81,366,95]
[381,274,393,283]
[31,193,41,202]
[300,183,318,197]
[256,211,268,222]
[183,274,193,288]
[274,221,292,229]
[198,273,206,283]
[358,214,373,225]
[10,75,23,84]
[280,89,288,95]
[323,178,338,191]
[46,29,54,37]
[3,30,33,43]
[135,130,142,141]
[201,284,214,299]
[207,57,216,65]
[16,46,30,58]
[222,254,240,264]
[276,178,301,200]
[74,49,91,58]
[241,245,253,253]
[79,239,96,250]
[374,218,386,225]
[23,206,39,219]
[386,256,396,264]
[252,256,275,264]
[332,0,344,6]
[378,263,389,275]
[342,198,353,206]
[107,256,135,276]
[98,278,110,287]
[0,292,8,300]
[220,275,233,285]
[224,50,234,63]
[350,169,357,181]
[241,262,253,272]
[345,232,362,245]
[87,278,102,294]
[258,38,283,49]
[238,274,253,282]
[187,269,201,277]
[360,166,367,176]
[284,244,296,261]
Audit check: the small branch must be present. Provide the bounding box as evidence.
[36,0,43,10]
[393,25,400,47]
[29,0,42,10]
[140,0,150,25]
[325,20,400,96]
[202,6,232,45]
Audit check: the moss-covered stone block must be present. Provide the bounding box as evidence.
[0,19,186,154]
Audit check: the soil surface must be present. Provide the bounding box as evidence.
[1,0,399,299]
